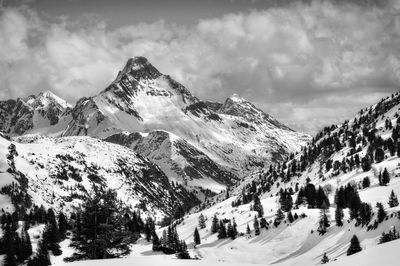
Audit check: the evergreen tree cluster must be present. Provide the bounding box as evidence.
[155,225,190,259]
[232,92,400,208]
[66,186,138,262]
[209,214,238,240]
[334,184,373,225]
[296,184,329,209]
[0,205,70,266]
[0,212,33,266]
[379,227,400,244]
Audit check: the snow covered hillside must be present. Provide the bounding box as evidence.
[0,134,198,217]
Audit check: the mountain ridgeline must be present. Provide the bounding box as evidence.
[0,57,309,211]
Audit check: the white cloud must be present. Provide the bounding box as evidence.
[0,1,400,133]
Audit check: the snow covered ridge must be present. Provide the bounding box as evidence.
[0,134,199,217]
[0,91,72,135]
[0,56,310,196]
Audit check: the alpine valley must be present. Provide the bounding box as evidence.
[1,58,400,266]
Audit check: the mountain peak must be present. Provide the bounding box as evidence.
[115,56,162,82]
[30,90,71,109]
[126,56,149,67]
[228,93,247,103]
[219,93,292,130]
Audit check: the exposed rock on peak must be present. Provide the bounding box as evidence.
[114,57,162,83]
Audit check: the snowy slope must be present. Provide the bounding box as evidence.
[48,191,400,266]
[0,134,198,217]
[52,236,400,266]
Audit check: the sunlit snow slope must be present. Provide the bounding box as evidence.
[0,134,198,217]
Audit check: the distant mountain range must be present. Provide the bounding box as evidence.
[0,57,309,214]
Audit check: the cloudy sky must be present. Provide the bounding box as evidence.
[1,0,400,133]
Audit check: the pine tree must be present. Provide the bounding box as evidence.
[253,195,264,217]
[335,207,344,227]
[27,240,51,266]
[279,189,293,212]
[321,252,329,264]
[349,190,362,220]
[58,211,68,240]
[3,222,17,266]
[260,217,267,228]
[381,168,390,186]
[176,241,190,259]
[374,148,384,163]
[198,214,206,229]
[347,235,362,256]
[376,202,387,223]
[160,229,167,249]
[316,188,330,209]
[193,227,201,245]
[388,190,399,207]
[362,177,370,188]
[361,157,371,172]
[68,187,133,260]
[144,217,155,242]
[318,205,330,235]
[19,226,32,262]
[274,208,285,227]
[287,211,294,223]
[152,232,161,252]
[43,210,62,256]
[211,214,219,234]
[397,141,400,157]
[226,221,234,239]
[232,218,238,239]
[359,203,373,226]
[217,221,227,239]
[253,216,260,236]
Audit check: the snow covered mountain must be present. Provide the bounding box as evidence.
[64,58,309,188]
[0,91,72,135]
[0,57,310,195]
[59,57,309,177]
[0,134,198,218]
